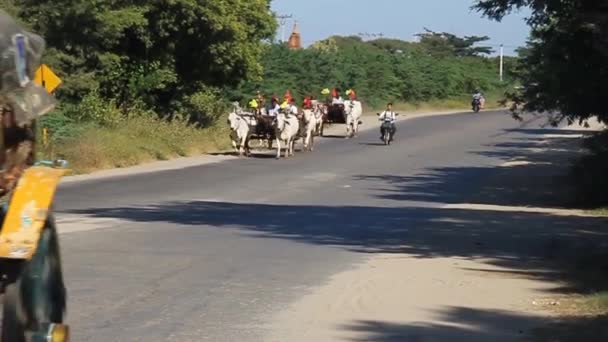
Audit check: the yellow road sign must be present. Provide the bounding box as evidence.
[34,64,62,93]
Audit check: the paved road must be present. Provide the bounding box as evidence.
[52,110,603,341]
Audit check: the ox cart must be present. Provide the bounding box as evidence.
[316,102,346,137]
[228,103,276,152]
[249,112,276,150]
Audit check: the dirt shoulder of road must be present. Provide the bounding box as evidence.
[61,108,495,184]
[265,255,556,342]
[264,118,608,342]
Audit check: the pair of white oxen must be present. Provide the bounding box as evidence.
[228,100,363,159]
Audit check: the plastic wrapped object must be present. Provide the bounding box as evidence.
[0,9,56,127]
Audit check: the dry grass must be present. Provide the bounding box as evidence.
[41,115,231,174]
[532,314,608,342]
[588,207,608,217]
[530,255,608,341]
[369,94,506,114]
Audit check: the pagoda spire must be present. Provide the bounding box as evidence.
[288,21,301,49]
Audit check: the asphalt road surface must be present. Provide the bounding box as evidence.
[52,110,597,341]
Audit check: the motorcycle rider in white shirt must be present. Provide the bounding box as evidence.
[378,102,397,141]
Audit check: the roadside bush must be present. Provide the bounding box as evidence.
[42,114,230,174]
[571,132,608,207]
[64,89,124,127]
[178,86,228,127]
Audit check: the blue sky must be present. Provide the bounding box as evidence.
[270,0,531,55]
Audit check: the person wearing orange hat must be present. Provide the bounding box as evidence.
[346,88,357,101]
[284,90,293,103]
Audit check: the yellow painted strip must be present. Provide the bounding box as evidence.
[0,166,68,259]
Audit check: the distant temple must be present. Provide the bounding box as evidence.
[288,21,301,49]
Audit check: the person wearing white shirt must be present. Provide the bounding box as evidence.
[267,99,280,117]
[331,96,344,105]
[378,102,397,141]
[472,89,485,109]
[288,99,299,115]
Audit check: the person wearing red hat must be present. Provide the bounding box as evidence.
[302,95,313,110]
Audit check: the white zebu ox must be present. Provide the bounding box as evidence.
[227,110,256,157]
[344,100,363,138]
[299,108,319,152]
[274,112,300,159]
[311,100,326,137]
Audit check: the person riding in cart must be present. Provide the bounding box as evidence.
[346,88,357,101]
[284,90,293,103]
[248,98,259,113]
[331,88,344,105]
[302,95,313,110]
[267,97,281,117]
[321,88,331,105]
[256,90,265,107]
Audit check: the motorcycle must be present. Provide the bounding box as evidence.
[472,98,481,113]
[377,113,398,145]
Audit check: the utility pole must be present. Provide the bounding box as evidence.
[276,14,293,43]
[499,44,504,82]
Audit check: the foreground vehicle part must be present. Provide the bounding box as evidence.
[0,166,69,342]
[0,9,70,341]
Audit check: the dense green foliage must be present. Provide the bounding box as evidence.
[235,35,513,108]
[474,0,608,125]
[415,28,494,57]
[3,0,277,125]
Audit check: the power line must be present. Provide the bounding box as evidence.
[357,32,384,40]
[276,14,294,42]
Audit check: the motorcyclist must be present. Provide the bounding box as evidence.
[472,89,484,109]
[378,102,397,141]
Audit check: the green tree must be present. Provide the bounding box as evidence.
[473,0,608,125]
[13,0,277,117]
[236,34,509,108]
[416,28,494,57]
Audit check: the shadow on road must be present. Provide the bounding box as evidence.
[65,124,608,340]
[358,142,387,146]
[341,307,543,342]
[341,307,608,342]
[67,200,608,294]
[354,128,596,209]
[320,134,347,139]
